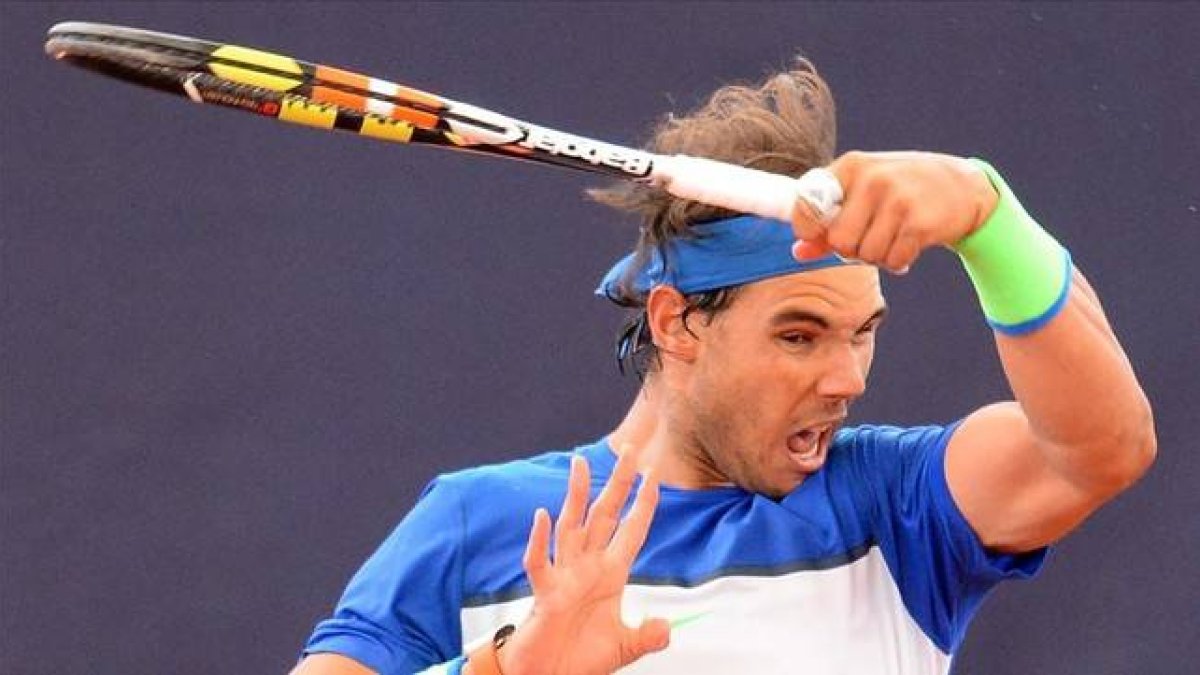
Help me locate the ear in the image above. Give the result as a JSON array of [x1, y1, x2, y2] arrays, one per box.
[[646, 285, 700, 363]]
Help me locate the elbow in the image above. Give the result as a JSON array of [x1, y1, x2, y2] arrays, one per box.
[[1116, 428, 1157, 490], [1125, 394, 1158, 481], [1087, 398, 1158, 494], [1127, 408, 1158, 482]]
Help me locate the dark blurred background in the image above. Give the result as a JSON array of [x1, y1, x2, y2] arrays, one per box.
[[3, 2, 1197, 673]]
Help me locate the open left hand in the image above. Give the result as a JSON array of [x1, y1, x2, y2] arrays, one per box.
[[492, 444, 668, 675], [791, 151, 999, 273]]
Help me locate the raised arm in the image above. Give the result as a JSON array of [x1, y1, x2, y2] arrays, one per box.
[[791, 151, 1156, 553], [945, 264, 1155, 552]]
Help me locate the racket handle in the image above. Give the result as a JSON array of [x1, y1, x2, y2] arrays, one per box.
[[652, 154, 842, 222]]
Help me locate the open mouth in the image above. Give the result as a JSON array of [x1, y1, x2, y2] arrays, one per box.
[[786, 422, 836, 472]]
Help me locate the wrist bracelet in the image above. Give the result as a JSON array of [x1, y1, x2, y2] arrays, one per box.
[[465, 624, 515, 675], [952, 159, 1073, 335]]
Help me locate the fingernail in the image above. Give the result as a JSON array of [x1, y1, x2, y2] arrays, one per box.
[[793, 239, 832, 261]]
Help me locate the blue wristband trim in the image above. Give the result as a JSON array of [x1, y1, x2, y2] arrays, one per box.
[[984, 249, 1073, 336]]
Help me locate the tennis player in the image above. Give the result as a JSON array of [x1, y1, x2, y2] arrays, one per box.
[[292, 60, 1156, 675]]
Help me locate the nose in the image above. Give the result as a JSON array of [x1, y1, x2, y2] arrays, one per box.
[[814, 343, 867, 400]]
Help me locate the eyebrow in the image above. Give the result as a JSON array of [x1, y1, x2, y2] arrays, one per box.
[[769, 306, 888, 330]]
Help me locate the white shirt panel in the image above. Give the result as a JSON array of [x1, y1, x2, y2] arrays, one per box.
[[460, 547, 951, 675]]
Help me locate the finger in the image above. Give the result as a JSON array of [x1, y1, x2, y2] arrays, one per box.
[[583, 443, 642, 550], [554, 455, 590, 564], [855, 196, 905, 265], [609, 472, 660, 567], [793, 154, 862, 261], [824, 181, 880, 260], [523, 508, 552, 596], [791, 237, 833, 261], [619, 616, 671, 665], [790, 195, 830, 246], [883, 231, 922, 274], [822, 152, 883, 260]]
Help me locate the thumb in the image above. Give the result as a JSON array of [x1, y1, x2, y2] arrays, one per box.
[[620, 617, 671, 664], [790, 192, 829, 242], [791, 237, 833, 261], [790, 193, 834, 261]]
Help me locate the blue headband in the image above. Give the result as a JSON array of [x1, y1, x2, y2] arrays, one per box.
[[595, 215, 846, 301]]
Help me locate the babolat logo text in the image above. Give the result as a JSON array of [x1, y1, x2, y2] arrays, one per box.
[[518, 126, 652, 177], [198, 87, 268, 114]]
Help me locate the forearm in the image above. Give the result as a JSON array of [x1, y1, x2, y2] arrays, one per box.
[[954, 157, 1156, 490], [993, 270, 1155, 489], [946, 158, 1155, 491]]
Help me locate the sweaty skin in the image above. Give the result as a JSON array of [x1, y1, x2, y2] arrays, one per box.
[[291, 151, 1155, 675], [613, 265, 885, 499]]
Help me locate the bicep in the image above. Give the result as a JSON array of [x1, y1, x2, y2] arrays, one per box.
[[945, 402, 1106, 553], [290, 653, 377, 675]]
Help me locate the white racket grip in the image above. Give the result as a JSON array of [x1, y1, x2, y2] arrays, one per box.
[[652, 154, 842, 222]]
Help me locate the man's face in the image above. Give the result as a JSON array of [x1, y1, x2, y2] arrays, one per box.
[[679, 265, 885, 499]]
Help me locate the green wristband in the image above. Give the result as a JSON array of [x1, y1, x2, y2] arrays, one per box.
[[952, 159, 1072, 335]]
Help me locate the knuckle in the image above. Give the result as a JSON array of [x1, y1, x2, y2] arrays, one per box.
[[858, 239, 887, 263], [861, 168, 893, 199], [887, 192, 911, 218]]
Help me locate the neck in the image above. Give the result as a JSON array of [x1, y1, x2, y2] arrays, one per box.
[[609, 379, 731, 489]]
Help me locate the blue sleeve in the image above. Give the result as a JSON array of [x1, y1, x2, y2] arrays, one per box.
[[303, 477, 466, 674], [846, 423, 1048, 654]]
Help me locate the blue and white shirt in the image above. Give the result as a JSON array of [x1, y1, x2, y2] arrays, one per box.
[[304, 423, 1047, 674]]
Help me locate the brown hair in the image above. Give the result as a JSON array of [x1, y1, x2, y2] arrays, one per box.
[[592, 57, 837, 377]]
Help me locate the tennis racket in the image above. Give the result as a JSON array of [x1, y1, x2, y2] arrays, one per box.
[[44, 21, 842, 222]]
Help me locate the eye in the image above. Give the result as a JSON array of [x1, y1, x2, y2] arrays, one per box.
[[779, 331, 816, 346]]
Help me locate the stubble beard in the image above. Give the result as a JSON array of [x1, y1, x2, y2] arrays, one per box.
[[687, 398, 789, 498]]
